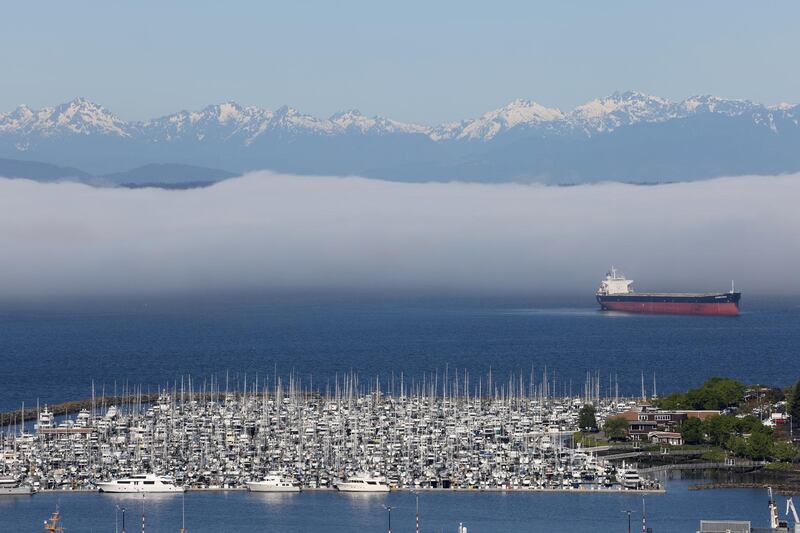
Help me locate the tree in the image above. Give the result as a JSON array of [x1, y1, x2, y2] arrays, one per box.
[[737, 415, 772, 437], [728, 436, 748, 457], [703, 415, 738, 446], [655, 377, 746, 411], [747, 432, 773, 460], [578, 404, 598, 432], [772, 441, 799, 463], [680, 418, 704, 445], [604, 416, 629, 441], [791, 379, 800, 437], [686, 377, 746, 410]]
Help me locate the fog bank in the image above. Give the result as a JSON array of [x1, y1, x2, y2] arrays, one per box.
[[0, 172, 798, 299]]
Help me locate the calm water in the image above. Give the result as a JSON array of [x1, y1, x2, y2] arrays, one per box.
[[0, 294, 798, 411], [0, 480, 795, 533], [1, 294, 798, 530]]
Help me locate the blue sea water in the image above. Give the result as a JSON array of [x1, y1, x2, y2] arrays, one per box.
[[0, 479, 795, 533], [1, 294, 799, 531], [0, 294, 798, 412]]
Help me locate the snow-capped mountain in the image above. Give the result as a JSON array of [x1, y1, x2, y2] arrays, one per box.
[[568, 91, 678, 134], [132, 103, 428, 146], [2, 92, 795, 144], [431, 99, 565, 141], [1, 92, 798, 183], [0, 97, 130, 138], [329, 109, 429, 136]]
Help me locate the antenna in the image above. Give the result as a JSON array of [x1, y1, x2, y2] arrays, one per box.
[[180, 491, 186, 533]]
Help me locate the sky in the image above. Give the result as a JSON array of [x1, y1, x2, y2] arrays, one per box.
[[1, 1, 799, 123], [0, 172, 797, 299]]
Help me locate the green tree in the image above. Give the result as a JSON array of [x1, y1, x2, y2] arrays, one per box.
[[578, 404, 598, 432], [791, 378, 800, 437], [747, 432, 773, 460], [655, 377, 746, 411], [604, 416, 629, 441], [728, 435, 748, 457], [687, 377, 746, 410], [772, 441, 799, 463], [656, 392, 690, 410], [737, 415, 772, 437], [680, 418, 704, 445], [703, 415, 738, 446]]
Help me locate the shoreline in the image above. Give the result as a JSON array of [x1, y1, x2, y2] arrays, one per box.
[[689, 482, 800, 495], [33, 487, 665, 495]]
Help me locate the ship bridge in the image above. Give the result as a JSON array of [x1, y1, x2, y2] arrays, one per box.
[[597, 267, 633, 295]]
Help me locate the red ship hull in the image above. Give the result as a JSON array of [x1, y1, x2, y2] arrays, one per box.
[[599, 300, 739, 316]]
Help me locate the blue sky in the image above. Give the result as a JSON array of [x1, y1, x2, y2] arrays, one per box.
[[2, 1, 799, 123]]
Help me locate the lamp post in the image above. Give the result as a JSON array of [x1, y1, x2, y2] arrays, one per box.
[[413, 491, 420, 533], [622, 509, 634, 533], [383, 504, 392, 533]]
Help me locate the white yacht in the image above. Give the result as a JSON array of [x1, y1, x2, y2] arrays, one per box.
[[335, 474, 390, 493], [619, 467, 641, 490], [97, 474, 184, 493], [0, 477, 34, 495], [246, 474, 300, 493]]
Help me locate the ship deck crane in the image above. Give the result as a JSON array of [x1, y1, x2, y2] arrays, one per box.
[[786, 498, 799, 533], [770, 487, 780, 530]]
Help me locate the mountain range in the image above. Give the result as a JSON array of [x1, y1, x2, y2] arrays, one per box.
[[1, 91, 798, 184]]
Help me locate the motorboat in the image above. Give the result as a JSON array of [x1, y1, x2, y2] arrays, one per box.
[[97, 474, 184, 493], [0, 477, 34, 495], [619, 467, 641, 490], [335, 473, 390, 492], [246, 474, 300, 493]]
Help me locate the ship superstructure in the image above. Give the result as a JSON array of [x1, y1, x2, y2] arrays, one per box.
[[596, 267, 740, 316]]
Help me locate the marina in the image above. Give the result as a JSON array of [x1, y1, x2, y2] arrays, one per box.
[[0, 376, 660, 495]]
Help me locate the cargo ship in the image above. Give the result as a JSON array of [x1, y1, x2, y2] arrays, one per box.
[[596, 267, 740, 316]]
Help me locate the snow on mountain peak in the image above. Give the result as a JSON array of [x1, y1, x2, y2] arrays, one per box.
[[570, 91, 675, 132], [769, 102, 796, 111], [0, 93, 788, 146], [678, 95, 755, 116], [216, 102, 246, 124], [431, 98, 564, 141], [0, 98, 130, 137], [328, 109, 428, 135], [330, 109, 363, 119]]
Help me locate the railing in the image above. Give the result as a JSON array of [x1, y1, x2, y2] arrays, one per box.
[[602, 449, 706, 460], [638, 460, 766, 474]]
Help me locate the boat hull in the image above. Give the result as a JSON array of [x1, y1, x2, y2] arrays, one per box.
[[597, 292, 740, 316], [0, 486, 34, 495], [246, 482, 300, 493], [97, 484, 184, 493]]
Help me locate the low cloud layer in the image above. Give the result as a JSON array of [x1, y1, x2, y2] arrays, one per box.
[[0, 173, 798, 299]]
